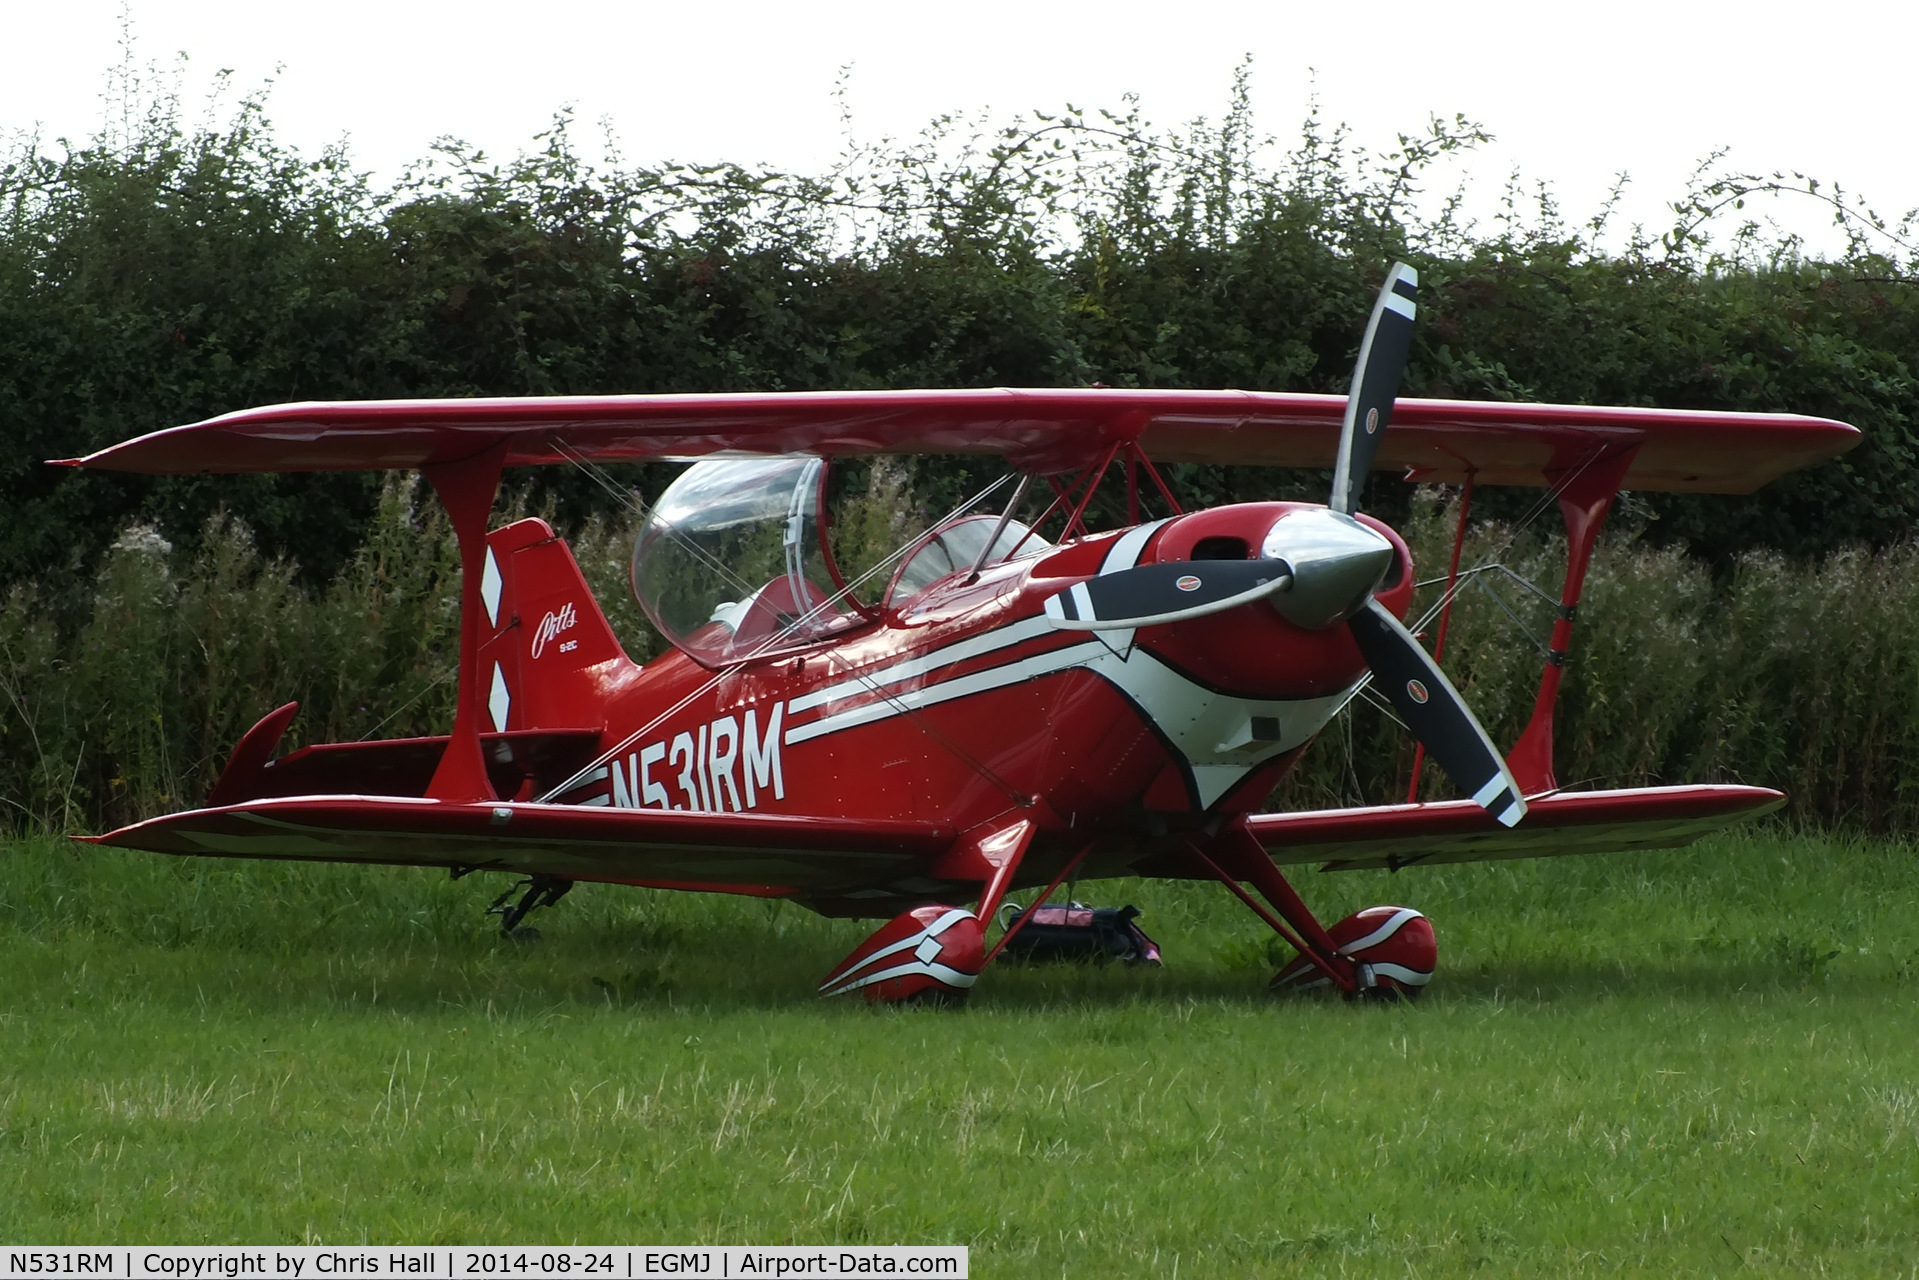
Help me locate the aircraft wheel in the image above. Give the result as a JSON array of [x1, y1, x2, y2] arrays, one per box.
[[818, 905, 984, 1004], [1271, 905, 1434, 1000]]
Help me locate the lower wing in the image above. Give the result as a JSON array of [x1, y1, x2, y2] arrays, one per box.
[[1247, 785, 1783, 871], [83, 796, 955, 897], [84, 784, 1782, 893]]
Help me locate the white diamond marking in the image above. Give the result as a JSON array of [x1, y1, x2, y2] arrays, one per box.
[[481, 548, 503, 628], [913, 935, 943, 965], [488, 662, 510, 732]]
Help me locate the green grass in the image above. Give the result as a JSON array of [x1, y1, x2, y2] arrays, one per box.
[[2, 830, 1917, 1276]]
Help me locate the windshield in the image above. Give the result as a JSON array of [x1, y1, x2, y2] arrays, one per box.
[[887, 516, 1050, 607], [631, 457, 851, 667]]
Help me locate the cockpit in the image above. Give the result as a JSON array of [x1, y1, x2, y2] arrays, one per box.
[[630, 456, 1051, 668]]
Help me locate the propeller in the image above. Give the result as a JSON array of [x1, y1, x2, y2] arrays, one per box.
[[1040, 262, 1530, 827], [1330, 261, 1419, 515]]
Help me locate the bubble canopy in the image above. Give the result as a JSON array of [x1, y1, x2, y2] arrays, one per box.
[[631, 456, 1057, 668], [631, 456, 852, 668]]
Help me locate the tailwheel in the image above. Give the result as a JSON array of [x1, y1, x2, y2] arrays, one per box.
[[1273, 905, 1435, 1001], [485, 874, 574, 940], [818, 905, 984, 1005]]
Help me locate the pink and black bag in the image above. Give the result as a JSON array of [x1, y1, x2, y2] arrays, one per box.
[[997, 902, 1163, 966]]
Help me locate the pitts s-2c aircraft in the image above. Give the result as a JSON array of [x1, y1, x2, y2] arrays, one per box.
[[67, 266, 1860, 1002]]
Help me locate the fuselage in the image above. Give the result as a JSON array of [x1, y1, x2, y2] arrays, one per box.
[[544, 501, 1414, 911]]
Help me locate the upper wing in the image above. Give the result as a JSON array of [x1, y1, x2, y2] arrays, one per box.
[[58, 389, 1858, 494], [1246, 784, 1783, 871], [84, 796, 955, 896]]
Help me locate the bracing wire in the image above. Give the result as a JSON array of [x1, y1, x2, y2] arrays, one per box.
[[1329, 445, 1610, 734]]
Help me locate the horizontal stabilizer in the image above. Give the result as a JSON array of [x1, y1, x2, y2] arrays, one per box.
[[225, 728, 605, 804], [1245, 785, 1783, 871]]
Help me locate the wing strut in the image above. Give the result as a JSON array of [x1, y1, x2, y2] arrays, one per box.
[[422, 441, 510, 803], [1405, 472, 1475, 802], [1502, 444, 1640, 796]]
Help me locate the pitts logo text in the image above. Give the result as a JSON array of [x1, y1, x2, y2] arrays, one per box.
[[530, 602, 579, 658]]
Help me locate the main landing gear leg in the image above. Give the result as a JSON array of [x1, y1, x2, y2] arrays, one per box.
[[1193, 823, 1435, 1001], [487, 875, 574, 940]]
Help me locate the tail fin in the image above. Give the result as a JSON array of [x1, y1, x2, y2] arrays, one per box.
[[476, 518, 635, 731]]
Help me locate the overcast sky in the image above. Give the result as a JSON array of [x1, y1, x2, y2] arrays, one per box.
[[4, 0, 1912, 256]]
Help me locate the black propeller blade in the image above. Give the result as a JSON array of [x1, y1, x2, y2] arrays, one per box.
[[1348, 600, 1527, 826], [1327, 264, 1528, 822], [1329, 262, 1418, 515], [1043, 559, 1294, 630]]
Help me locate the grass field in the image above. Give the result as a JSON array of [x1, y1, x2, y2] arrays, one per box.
[[2, 829, 1917, 1276]]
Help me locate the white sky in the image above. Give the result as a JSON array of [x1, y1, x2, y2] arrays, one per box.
[[4, 0, 1914, 257]]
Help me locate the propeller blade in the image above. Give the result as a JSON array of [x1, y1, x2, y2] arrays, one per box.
[[1329, 262, 1419, 515], [1347, 599, 1528, 827], [1042, 560, 1293, 631]]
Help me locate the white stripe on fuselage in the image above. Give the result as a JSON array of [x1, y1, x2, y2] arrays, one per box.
[[788, 615, 1059, 715], [784, 615, 1352, 806], [785, 633, 1104, 745], [787, 522, 1169, 718], [1102, 518, 1170, 574], [780, 516, 1351, 807]]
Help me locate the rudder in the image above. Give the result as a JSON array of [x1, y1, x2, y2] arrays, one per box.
[[477, 518, 635, 732]]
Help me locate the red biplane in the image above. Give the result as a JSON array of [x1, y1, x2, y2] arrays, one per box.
[[64, 266, 1859, 1001]]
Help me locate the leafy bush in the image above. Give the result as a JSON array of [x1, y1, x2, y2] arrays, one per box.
[[5, 60, 1919, 832], [0, 483, 463, 827], [4, 64, 1917, 594]]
